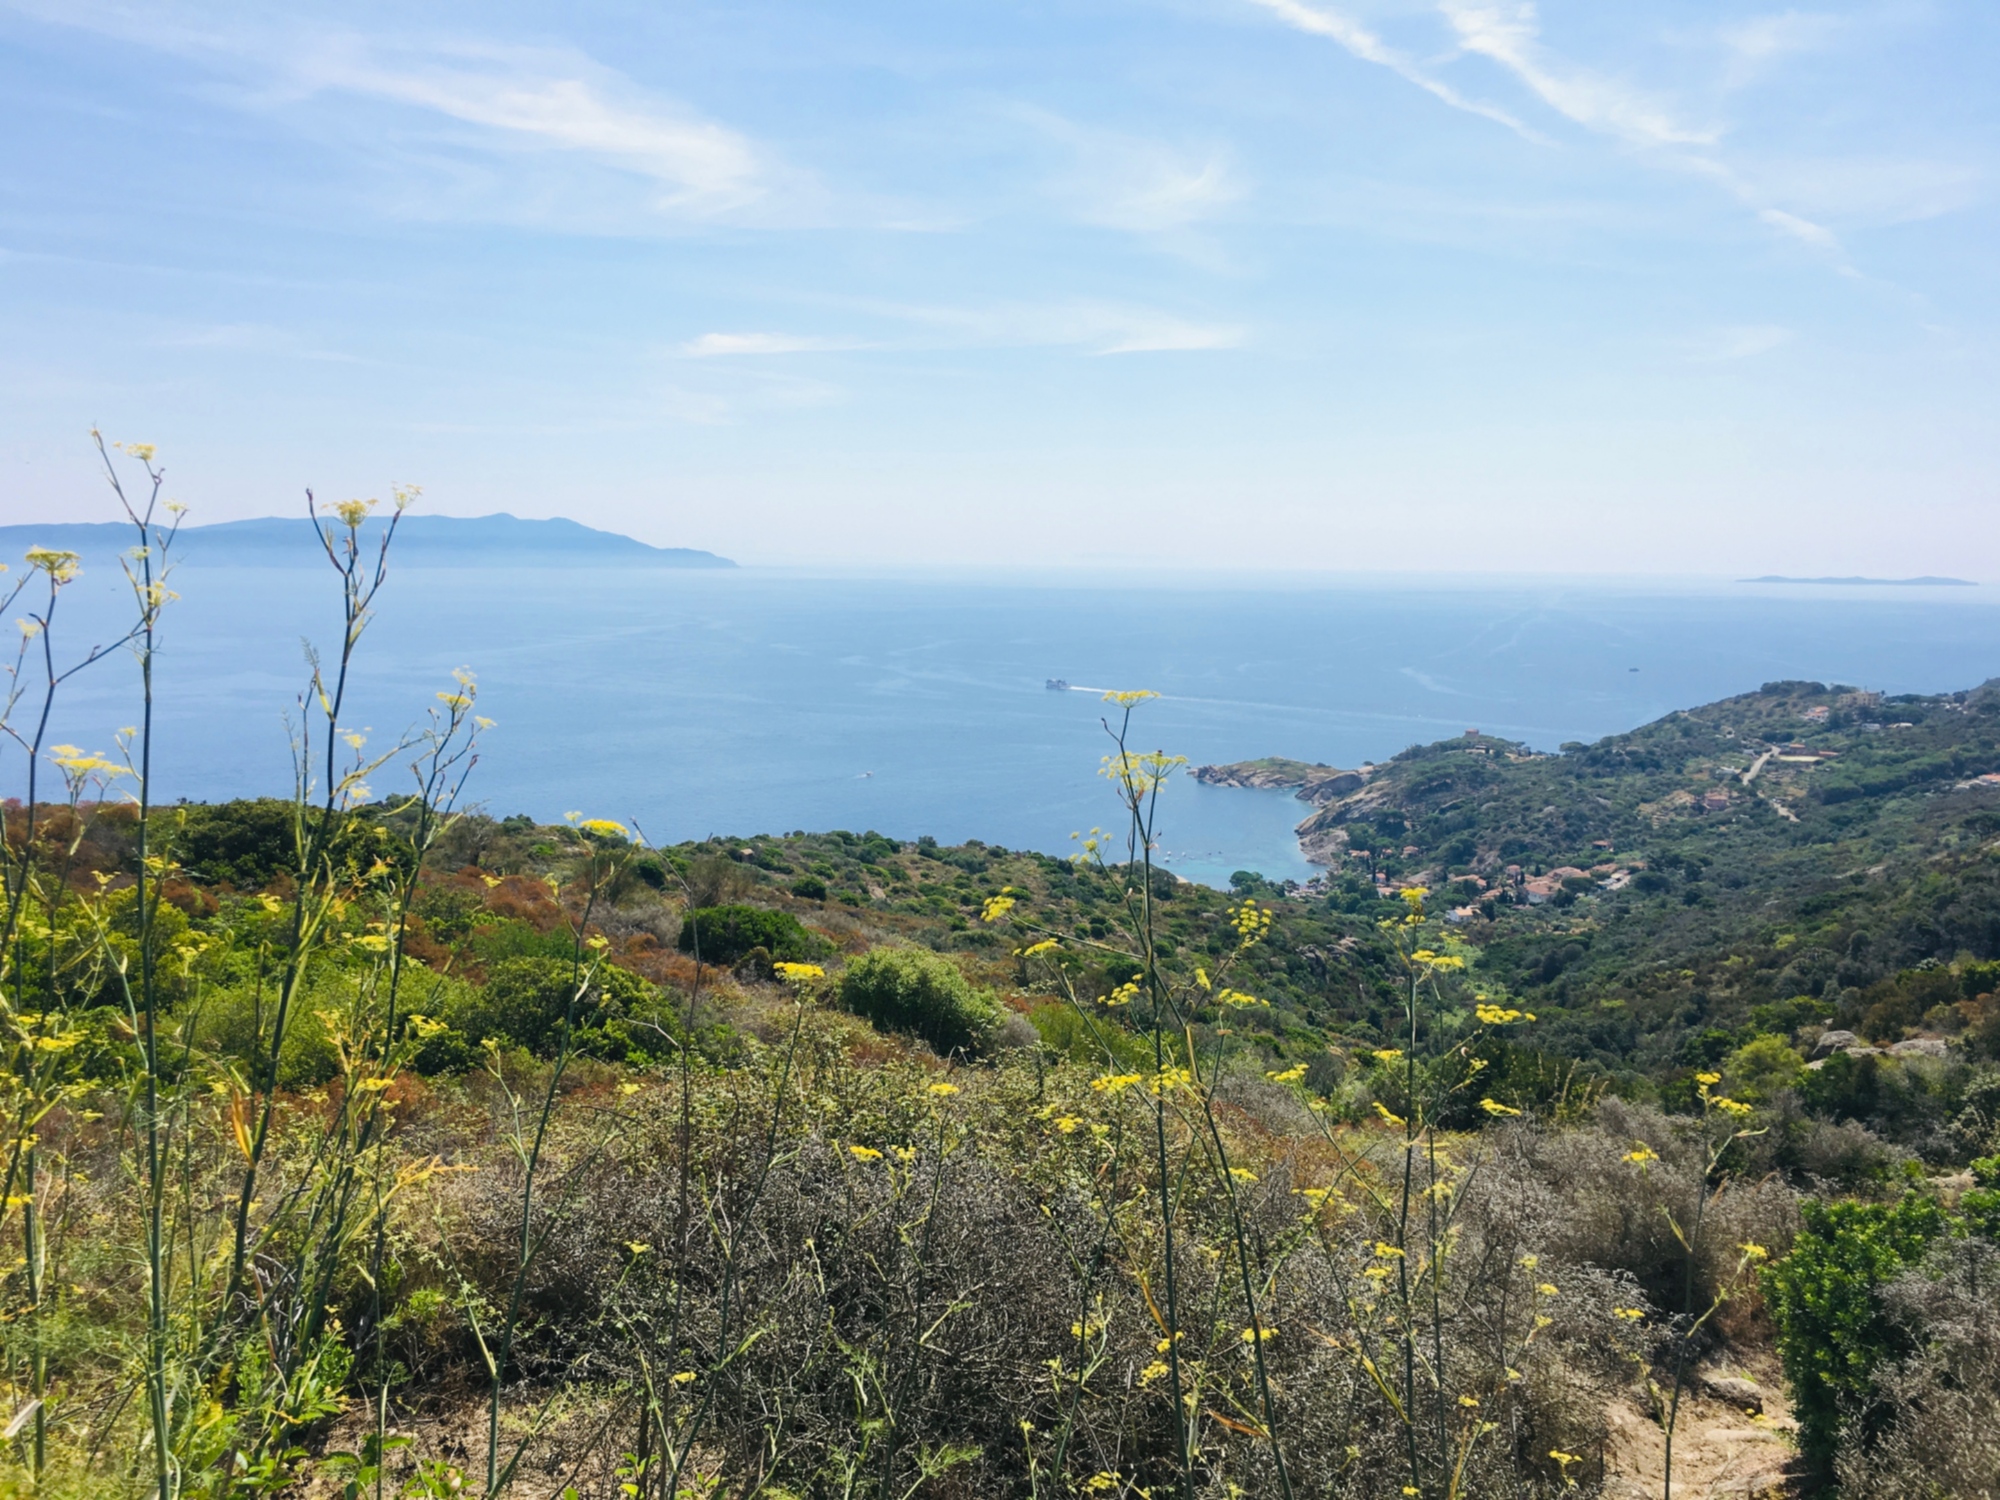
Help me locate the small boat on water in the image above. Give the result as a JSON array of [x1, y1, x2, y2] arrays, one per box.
[[1045, 678, 1070, 691]]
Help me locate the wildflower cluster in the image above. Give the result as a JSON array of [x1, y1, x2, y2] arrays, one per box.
[[1474, 1001, 1534, 1025], [1230, 899, 1273, 948]]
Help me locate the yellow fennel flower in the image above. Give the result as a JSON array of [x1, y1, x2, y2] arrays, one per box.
[[24, 547, 80, 583], [1411, 948, 1464, 970]]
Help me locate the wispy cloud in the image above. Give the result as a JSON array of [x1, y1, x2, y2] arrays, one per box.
[[885, 299, 1246, 355], [1243, 0, 1855, 263], [1089, 312, 1245, 354], [682, 333, 868, 357], [1756, 207, 1840, 251], [299, 42, 767, 214], [1741, 155, 1981, 228], [1684, 324, 1793, 362], [1674, 155, 1851, 261], [1436, 1, 1714, 148], [681, 302, 1246, 359], [1017, 108, 1244, 233], [1239, 0, 1539, 138], [1718, 10, 1845, 76], [7, 2, 776, 220], [158, 322, 365, 363]]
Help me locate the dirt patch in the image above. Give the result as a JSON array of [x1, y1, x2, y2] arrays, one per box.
[[1602, 1357, 1799, 1500]]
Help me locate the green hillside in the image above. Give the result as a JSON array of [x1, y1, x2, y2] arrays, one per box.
[[1239, 679, 2000, 1074]]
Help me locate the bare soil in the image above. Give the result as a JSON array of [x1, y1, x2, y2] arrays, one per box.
[[1602, 1355, 1800, 1500]]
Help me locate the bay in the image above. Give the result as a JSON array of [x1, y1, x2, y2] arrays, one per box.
[[30, 560, 2000, 889]]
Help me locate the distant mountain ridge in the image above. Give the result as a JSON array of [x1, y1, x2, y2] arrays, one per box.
[[0, 513, 735, 569]]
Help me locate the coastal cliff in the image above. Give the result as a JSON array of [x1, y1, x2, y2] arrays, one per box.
[[1190, 757, 1369, 803]]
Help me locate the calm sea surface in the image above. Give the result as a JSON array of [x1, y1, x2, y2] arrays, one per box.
[[36, 563, 2000, 888]]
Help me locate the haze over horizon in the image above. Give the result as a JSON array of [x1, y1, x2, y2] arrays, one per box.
[[2, 0, 1995, 575]]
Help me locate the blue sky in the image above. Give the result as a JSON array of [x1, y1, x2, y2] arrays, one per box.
[[1, 0, 1994, 573]]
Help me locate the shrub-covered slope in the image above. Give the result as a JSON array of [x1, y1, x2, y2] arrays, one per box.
[[1204, 679, 2000, 1082]]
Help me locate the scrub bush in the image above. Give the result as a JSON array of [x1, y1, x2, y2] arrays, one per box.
[[676, 904, 819, 966], [1831, 1234, 2000, 1498], [1762, 1193, 1948, 1470], [838, 947, 1001, 1055], [455, 955, 661, 1058]]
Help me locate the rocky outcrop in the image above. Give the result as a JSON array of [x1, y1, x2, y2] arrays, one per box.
[[1888, 1037, 1950, 1059], [1298, 770, 1366, 802], [1194, 758, 1343, 792], [1293, 773, 1412, 864], [1297, 823, 1349, 866], [1193, 757, 1387, 864], [1807, 1031, 1950, 1066], [1192, 759, 1371, 805]]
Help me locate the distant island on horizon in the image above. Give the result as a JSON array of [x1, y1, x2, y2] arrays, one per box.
[[1740, 574, 1976, 587], [0, 512, 735, 569]]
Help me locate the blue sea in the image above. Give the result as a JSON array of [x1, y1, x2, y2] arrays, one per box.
[[34, 561, 2000, 888]]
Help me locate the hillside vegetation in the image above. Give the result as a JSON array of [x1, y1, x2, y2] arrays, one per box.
[[1202, 679, 2000, 1157], [2, 448, 1997, 1499]]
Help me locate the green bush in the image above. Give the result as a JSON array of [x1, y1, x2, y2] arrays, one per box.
[[838, 948, 1001, 1056], [1962, 1188, 2000, 1242], [470, 917, 577, 966], [1798, 1048, 1882, 1122], [175, 798, 382, 889], [412, 884, 484, 944], [1725, 1033, 1806, 1103], [677, 905, 820, 966], [1762, 1194, 1948, 1470], [453, 956, 660, 1059], [790, 875, 828, 901], [1025, 999, 1149, 1070], [190, 981, 339, 1087]]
